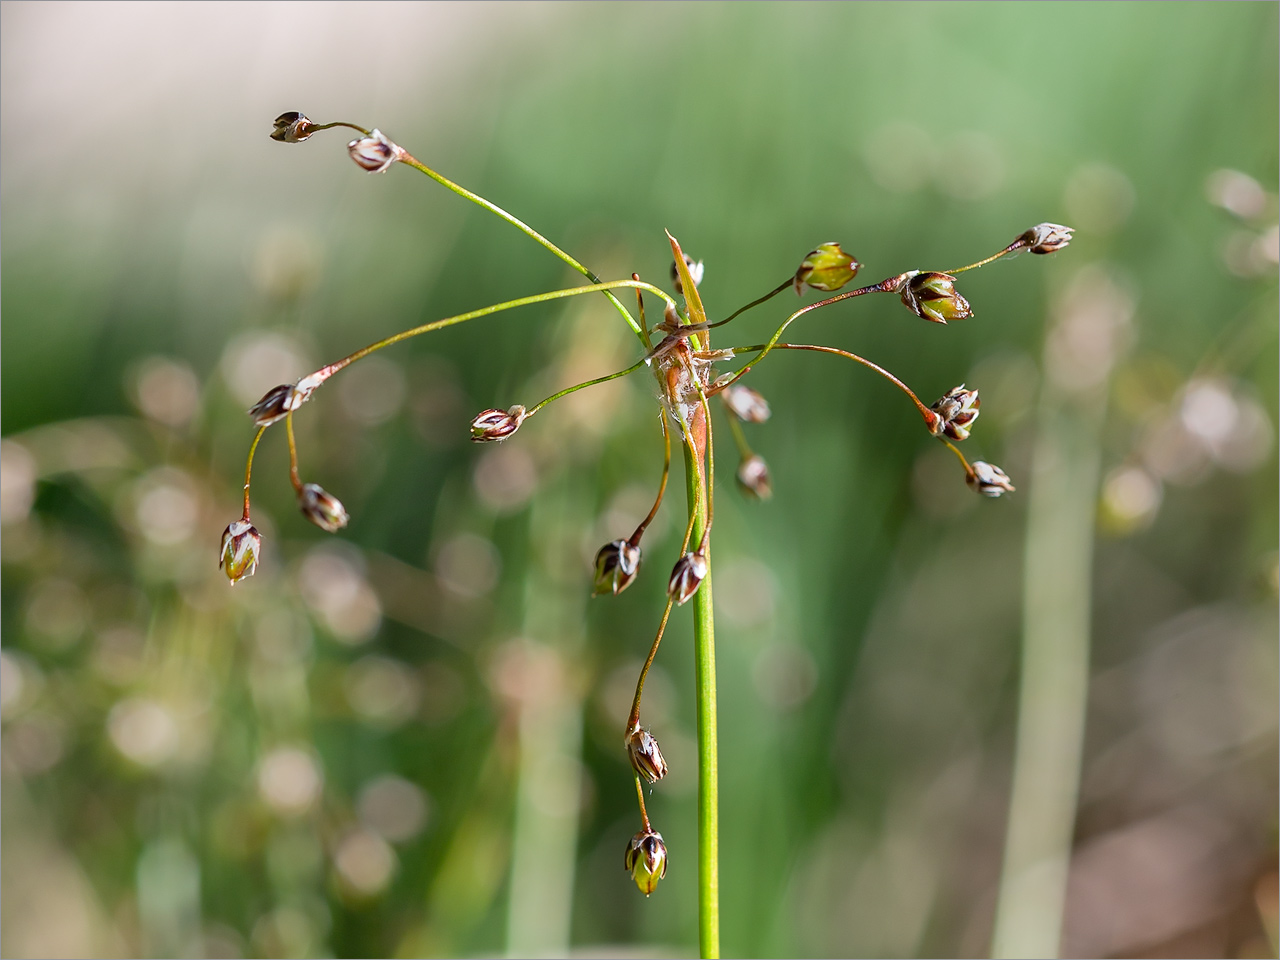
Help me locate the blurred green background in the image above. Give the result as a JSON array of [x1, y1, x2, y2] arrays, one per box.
[[2, 2, 1277, 957]]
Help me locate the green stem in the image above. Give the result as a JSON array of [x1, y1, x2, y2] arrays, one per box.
[[527, 356, 649, 417], [398, 154, 649, 347], [241, 426, 267, 519], [685, 439, 719, 959]]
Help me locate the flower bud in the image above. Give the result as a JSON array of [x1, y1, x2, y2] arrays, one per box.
[[721, 384, 771, 423], [793, 241, 861, 295], [248, 384, 299, 427], [1020, 222, 1074, 255], [625, 724, 668, 783], [270, 111, 315, 143], [347, 129, 403, 174], [967, 461, 1015, 497], [624, 829, 668, 897], [219, 519, 262, 584], [898, 272, 972, 324], [736, 454, 773, 500], [298, 483, 349, 533], [670, 254, 704, 296], [470, 405, 527, 442], [929, 385, 980, 441], [593, 539, 642, 596], [667, 550, 708, 606]]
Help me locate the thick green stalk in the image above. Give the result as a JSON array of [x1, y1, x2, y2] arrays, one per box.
[[684, 440, 719, 959]]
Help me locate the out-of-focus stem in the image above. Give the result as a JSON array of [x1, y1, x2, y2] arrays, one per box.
[[241, 426, 266, 518]]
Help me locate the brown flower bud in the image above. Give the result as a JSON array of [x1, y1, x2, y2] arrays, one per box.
[[667, 550, 708, 606], [1020, 222, 1074, 255], [624, 829, 668, 897], [670, 254, 704, 296], [347, 129, 403, 174], [929, 385, 980, 441], [736, 454, 773, 500], [270, 111, 315, 143], [247, 384, 299, 427], [967, 461, 1015, 497], [898, 272, 972, 324], [470, 405, 527, 442], [219, 519, 261, 584], [721, 384, 771, 423], [793, 241, 861, 295], [593, 539, 642, 596], [298, 483, 349, 533], [625, 724, 668, 783]]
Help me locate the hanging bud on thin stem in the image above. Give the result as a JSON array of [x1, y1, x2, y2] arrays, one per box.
[[1019, 222, 1074, 255], [348, 129, 404, 174], [219, 519, 262, 584], [736, 454, 773, 500], [721, 384, 771, 423], [297, 483, 349, 533], [928, 385, 981, 441], [897, 271, 973, 324], [670, 254, 704, 297], [470, 405, 528, 442], [625, 723, 668, 783], [794, 241, 861, 295], [668, 548, 709, 606], [625, 829, 668, 897], [593, 539, 643, 596], [967, 460, 1016, 497], [270, 111, 316, 143]]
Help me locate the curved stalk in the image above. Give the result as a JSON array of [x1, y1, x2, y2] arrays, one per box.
[[241, 426, 267, 518]]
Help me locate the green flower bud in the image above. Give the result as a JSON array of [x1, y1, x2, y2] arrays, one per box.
[[593, 539, 642, 596], [219, 519, 261, 584], [898, 271, 973, 324], [794, 242, 861, 295], [624, 829, 668, 897]]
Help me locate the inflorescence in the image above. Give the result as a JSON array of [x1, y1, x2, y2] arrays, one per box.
[[227, 111, 1074, 896]]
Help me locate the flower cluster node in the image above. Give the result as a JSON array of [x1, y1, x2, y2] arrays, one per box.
[[348, 129, 404, 174], [219, 519, 261, 584], [668, 549, 709, 606], [968, 461, 1016, 497], [898, 271, 973, 324], [1021, 222, 1075, 254], [625, 724, 668, 782], [270, 111, 315, 143], [794, 241, 861, 295], [625, 829, 668, 896], [736, 454, 773, 500], [298, 483, 349, 533], [929, 385, 981, 441], [594, 539, 642, 596], [670, 254, 705, 296], [722, 384, 771, 423], [470, 405, 528, 442]]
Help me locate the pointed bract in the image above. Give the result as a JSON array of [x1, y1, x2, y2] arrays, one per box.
[[898, 271, 972, 324], [669, 254, 705, 297]]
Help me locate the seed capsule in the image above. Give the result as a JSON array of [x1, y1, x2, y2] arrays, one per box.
[[967, 461, 1016, 497], [470, 405, 527, 442], [298, 483, 349, 533], [898, 271, 972, 324], [793, 241, 861, 295], [736, 454, 773, 500], [929, 385, 981, 441], [347, 129, 403, 174], [593, 539, 642, 596], [1020, 222, 1074, 254], [219, 519, 262, 584], [625, 724, 668, 783], [667, 550, 708, 606], [721, 384, 771, 423], [624, 829, 668, 897], [270, 111, 315, 143]]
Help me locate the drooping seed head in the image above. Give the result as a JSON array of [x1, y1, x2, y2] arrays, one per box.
[[624, 829, 668, 897], [625, 724, 668, 783], [219, 519, 262, 584], [347, 129, 403, 174], [593, 539, 642, 596], [721, 384, 771, 423], [898, 271, 972, 324], [298, 483, 349, 533], [670, 254, 704, 296], [967, 461, 1016, 497], [470, 405, 528, 442], [929, 385, 981, 441], [793, 241, 861, 295], [248, 383, 300, 427], [667, 550, 708, 606], [270, 111, 315, 143], [1020, 222, 1075, 255], [736, 454, 773, 500]]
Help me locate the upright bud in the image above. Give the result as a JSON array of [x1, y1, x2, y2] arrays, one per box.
[[721, 384, 771, 423], [929, 385, 981, 441], [625, 829, 668, 897], [248, 384, 300, 427], [470, 405, 528, 442], [625, 724, 668, 783], [594, 539, 642, 596], [794, 241, 861, 295], [667, 550, 708, 606], [298, 483, 349, 533], [347, 129, 403, 174], [670, 254, 704, 296], [898, 272, 972, 324], [967, 461, 1016, 497], [219, 519, 262, 584], [736, 454, 773, 500], [270, 111, 315, 143], [1020, 222, 1074, 254]]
